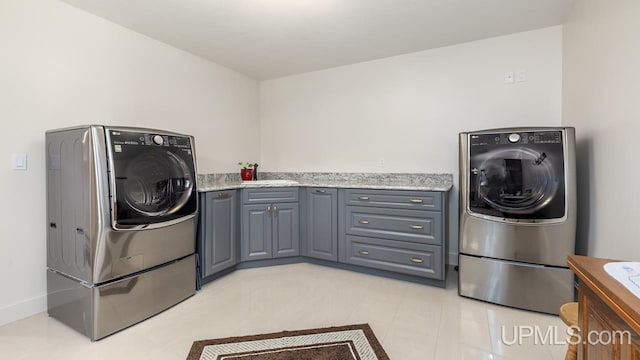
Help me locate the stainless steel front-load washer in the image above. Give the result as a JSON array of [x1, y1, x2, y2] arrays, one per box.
[[46, 125, 198, 340], [458, 127, 576, 314]]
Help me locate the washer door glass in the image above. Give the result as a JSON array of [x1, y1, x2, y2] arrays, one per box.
[[121, 151, 194, 217], [476, 148, 557, 215]]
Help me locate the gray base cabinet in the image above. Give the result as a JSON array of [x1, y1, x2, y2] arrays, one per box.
[[198, 190, 238, 277], [302, 188, 338, 261], [199, 185, 447, 286], [241, 188, 300, 262], [338, 188, 446, 281]]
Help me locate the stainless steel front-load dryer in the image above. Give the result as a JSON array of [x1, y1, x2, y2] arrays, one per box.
[[46, 125, 198, 340], [458, 127, 576, 314]]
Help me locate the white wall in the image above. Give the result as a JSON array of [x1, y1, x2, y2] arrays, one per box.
[[0, 0, 260, 326], [563, 0, 640, 260], [260, 26, 563, 264]]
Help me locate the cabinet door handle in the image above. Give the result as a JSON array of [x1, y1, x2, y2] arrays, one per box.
[[358, 250, 370, 256], [267, 205, 271, 217], [358, 220, 369, 224], [410, 199, 423, 203], [410, 225, 423, 230], [410, 257, 424, 264], [315, 189, 326, 193], [218, 192, 228, 198], [273, 206, 278, 216], [358, 196, 369, 200]]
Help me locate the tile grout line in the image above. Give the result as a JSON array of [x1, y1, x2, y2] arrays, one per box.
[[375, 283, 408, 346]]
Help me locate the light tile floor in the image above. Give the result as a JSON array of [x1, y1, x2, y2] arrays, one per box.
[[0, 263, 569, 359]]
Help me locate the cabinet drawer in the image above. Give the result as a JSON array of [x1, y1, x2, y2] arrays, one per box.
[[344, 189, 441, 211], [344, 235, 442, 279], [242, 187, 299, 204], [345, 206, 441, 245]]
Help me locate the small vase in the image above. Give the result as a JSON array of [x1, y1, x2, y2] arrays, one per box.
[[241, 169, 253, 181]]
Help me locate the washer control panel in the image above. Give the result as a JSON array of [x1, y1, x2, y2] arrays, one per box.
[[470, 131, 562, 146]]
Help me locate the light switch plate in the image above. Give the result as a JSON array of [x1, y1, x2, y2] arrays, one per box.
[[11, 153, 27, 170]]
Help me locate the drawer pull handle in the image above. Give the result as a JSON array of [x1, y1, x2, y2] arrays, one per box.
[[358, 250, 370, 256], [410, 199, 423, 203], [359, 196, 370, 200], [315, 189, 326, 193], [410, 257, 424, 264], [410, 225, 423, 230], [359, 220, 370, 224]]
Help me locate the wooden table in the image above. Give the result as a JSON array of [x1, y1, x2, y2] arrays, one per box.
[[568, 255, 640, 359]]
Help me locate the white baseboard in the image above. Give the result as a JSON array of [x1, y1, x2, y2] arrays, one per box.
[[448, 252, 459, 266], [0, 294, 47, 327]]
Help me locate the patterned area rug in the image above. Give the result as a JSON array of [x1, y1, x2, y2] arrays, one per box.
[[187, 324, 390, 360]]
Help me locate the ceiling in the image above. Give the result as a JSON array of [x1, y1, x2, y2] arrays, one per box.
[[62, 0, 575, 80]]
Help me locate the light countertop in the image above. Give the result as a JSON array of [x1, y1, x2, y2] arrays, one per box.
[[197, 172, 453, 192]]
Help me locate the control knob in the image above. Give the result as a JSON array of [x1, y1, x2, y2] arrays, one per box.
[[508, 133, 521, 143], [152, 135, 164, 145]]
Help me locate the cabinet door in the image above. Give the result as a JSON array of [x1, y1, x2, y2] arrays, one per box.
[[580, 283, 640, 360], [241, 204, 272, 261], [305, 188, 338, 261], [202, 191, 237, 277], [273, 203, 300, 258]]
